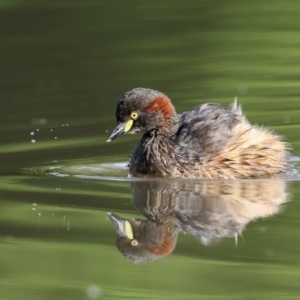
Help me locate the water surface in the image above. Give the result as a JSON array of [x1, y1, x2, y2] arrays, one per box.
[[1, 1, 300, 299]]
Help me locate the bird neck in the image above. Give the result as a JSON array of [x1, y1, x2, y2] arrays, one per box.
[[129, 128, 178, 177], [154, 114, 179, 136]]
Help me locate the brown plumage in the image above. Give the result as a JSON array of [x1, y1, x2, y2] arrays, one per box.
[[107, 88, 289, 179]]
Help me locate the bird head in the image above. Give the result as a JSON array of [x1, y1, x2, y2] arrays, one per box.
[[108, 212, 177, 264], [106, 88, 175, 142]]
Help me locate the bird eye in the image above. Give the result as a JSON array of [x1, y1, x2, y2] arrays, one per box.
[[130, 111, 139, 120], [131, 239, 138, 246]]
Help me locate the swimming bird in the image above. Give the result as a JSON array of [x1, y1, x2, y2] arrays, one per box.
[[106, 88, 289, 179]]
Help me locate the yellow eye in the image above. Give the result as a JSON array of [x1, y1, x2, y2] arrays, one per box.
[[130, 111, 139, 120], [131, 239, 138, 246]]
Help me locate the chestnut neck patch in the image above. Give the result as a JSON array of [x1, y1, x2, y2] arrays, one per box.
[[146, 233, 175, 256], [144, 96, 175, 120]]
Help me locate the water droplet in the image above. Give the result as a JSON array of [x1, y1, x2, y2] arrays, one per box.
[[85, 285, 102, 299], [31, 139, 36, 143], [30, 132, 35, 135]]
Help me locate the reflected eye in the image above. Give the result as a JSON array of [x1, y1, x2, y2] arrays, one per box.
[[130, 111, 139, 120], [131, 239, 138, 246]]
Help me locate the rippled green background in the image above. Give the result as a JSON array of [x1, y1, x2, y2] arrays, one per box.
[[1, 1, 300, 299]]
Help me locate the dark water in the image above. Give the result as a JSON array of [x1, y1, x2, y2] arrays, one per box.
[[1, 1, 300, 299]]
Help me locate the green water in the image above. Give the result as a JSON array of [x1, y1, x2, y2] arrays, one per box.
[[1, 1, 300, 299]]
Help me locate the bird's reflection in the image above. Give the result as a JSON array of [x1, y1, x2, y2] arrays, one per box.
[[108, 178, 289, 264]]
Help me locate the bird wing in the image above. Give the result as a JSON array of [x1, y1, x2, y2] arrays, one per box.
[[176, 102, 242, 158]]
